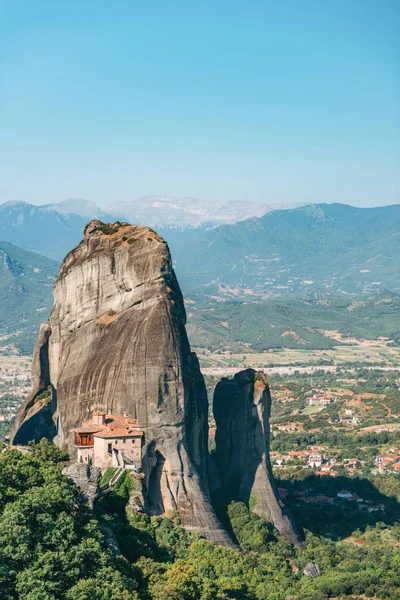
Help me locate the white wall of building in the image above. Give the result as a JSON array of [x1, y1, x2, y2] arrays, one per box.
[[92, 435, 142, 469], [77, 446, 94, 464]]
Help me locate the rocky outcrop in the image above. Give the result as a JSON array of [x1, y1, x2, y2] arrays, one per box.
[[212, 369, 302, 546], [62, 463, 102, 507], [100, 526, 122, 558], [12, 220, 232, 546], [12, 322, 55, 445], [128, 472, 146, 513], [303, 563, 321, 578]]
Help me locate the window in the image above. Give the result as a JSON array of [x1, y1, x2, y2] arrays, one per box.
[[108, 443, 112, 454], [115, 440, 118, 444], [132, 440, 135, 444], [123, 439, 126, 444]]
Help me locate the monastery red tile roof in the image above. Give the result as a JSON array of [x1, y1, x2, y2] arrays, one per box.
[[94, 427, 143, 439], [73, 414, 144, 439], [72, 425, 104, 434]]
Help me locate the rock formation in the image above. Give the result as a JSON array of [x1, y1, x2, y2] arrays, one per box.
[[212, 369, 302, 546], [62, 463, 102, 507], [11, 322, 55, 444], [12, 220, 232, 546], [303, 563, 321, 578]]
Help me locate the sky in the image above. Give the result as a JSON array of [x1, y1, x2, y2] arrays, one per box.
[[0, 0, 399, 208]]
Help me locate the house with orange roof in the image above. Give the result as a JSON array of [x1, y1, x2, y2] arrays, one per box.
[[320, 464, 332, 472], [375, 453, 400, 466], [306, 393, 336, 407], [288, 450, 310, 459], [72, 411, 144, 469], [388, 462, 400, 473], [308, 453, 325, 468]]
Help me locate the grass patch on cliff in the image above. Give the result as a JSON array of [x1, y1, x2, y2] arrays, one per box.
[[99, 467, 117, 491], [36, 385, 52, 406]]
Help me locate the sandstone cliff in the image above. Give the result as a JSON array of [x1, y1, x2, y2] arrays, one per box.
[[12, 220, 232, 546], [212, 369, 302, 546]]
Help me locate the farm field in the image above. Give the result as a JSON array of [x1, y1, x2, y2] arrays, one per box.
[[197, 339, 400, 376], [186, 294, 400, 354]]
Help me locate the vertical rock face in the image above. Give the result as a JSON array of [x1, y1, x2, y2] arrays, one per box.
[[12, 322, 55, 444], [12, 220, 232, 546], [62, 463, 102, 507], [213, 369, 302, 546]]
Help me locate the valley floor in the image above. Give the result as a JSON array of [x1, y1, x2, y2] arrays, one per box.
[[197, 339, 400, 376]]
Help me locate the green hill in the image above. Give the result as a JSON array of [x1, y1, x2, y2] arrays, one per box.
[[0, 242, 58, 354], [186, 294, 400, 352]]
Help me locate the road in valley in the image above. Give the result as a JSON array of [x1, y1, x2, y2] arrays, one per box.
[[201, 364, 400, 377]]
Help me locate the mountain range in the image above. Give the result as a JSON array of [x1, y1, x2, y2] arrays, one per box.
[[0, 197, 299, 260], [108, 196, 303, 228], [1, 200, 399, 299], [0, 201, 107, 261], [175, 203, 400, 299], [0, 201, 399, 355]]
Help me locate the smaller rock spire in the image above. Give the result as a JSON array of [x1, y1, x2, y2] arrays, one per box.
[[213, 368, 302, 546]]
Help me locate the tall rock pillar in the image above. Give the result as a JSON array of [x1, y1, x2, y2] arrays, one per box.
[[12, 220, 233, 547], [213, 368, 302, 546]]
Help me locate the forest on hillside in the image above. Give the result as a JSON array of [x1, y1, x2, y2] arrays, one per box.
[[1, 440, 400, 600]]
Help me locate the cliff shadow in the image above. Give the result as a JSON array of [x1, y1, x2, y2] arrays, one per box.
[[143, 443, 166, 516], [275, 473, 400, 540], [12, 392, 56, 446]]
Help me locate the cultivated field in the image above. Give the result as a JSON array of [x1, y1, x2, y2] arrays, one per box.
[[197, 339, 400, 376]]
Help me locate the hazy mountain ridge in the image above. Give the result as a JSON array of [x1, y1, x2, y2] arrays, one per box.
[[1, 201, 399, 355], [0, 196, 294, 260], [108, 195, 304, 227], [42, 198, 107, 219], [175, 203, 400, 298], [0, 201, 108, 260]]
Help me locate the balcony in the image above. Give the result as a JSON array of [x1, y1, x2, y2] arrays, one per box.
[[74, 433, 94, 447]]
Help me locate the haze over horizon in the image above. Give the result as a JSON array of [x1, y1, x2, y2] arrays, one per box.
[[1, 1, 399, 208], [1, 196, 399, 212]]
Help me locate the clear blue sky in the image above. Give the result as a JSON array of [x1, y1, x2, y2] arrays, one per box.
[[0, 0, 399, 207]]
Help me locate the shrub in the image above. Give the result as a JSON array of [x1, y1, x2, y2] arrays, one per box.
[[98, 224, 119, 235]]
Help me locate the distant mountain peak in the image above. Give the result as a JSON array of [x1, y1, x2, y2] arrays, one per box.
[[107, 195, 305, 227], [43, 198, 106, 219], [0, 200, 31, 208]]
